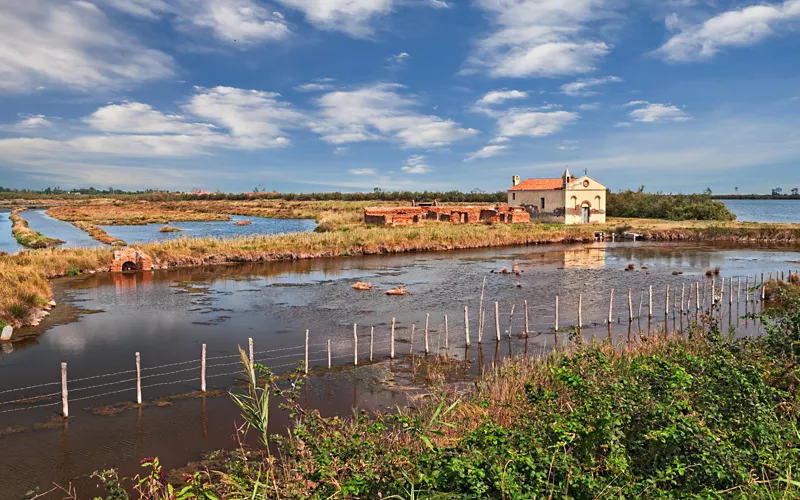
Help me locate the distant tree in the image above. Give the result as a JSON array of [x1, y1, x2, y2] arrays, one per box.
[[792, 188, 799, 196], [373, 187, 382, 193], [471, 188, 485, 194], [703, 187, 713, 195], [773, 187, 783, 196], [734, 187, 739, 195]]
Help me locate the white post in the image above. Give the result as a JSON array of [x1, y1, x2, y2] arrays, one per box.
[[424, 314, 429, 354], [508, 304, 515, 338], [248, 337, 254, 380], [327, 339, 331, 369], [639, 292, 644, 320], [665, 284, 670, 317], [370, 326, 374, 361], [201, 344, 206, 393], [305, 330, 309, 375], [628, 288, 633, 322], [494, 302, 500, 341], [61, 362, 68, 418], [524, 300, 529, 335], [555, 296, 559, 332], [737, 277, 741, 303], [578, 294, 583, 328], [136, 352, 142, 405], [746, 276, 750, 303], [444, 315, 449, 349], [391, 317, 396, 359], [729, 278, 733, 307], [649, 286, 653, 318], [696, 282, 700, 311], [353, 324, 358, 366], [410, 324, 415, 354], [478, 275, 486, 341], [608, 289, 614, 324], [680, 285, 685, 315], [464, 306, 470, 347]]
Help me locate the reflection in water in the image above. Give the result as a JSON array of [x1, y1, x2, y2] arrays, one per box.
[[1, 242, 799, 497]]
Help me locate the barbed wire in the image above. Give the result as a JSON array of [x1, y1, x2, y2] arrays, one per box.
[[0, 401, 61, 415], [0, 391, 62, 406]]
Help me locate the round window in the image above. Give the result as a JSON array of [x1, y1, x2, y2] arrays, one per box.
[[583, 180, 590, 187]]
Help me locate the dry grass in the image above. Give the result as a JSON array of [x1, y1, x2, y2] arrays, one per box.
[[71, 221, 125, 246], [46, 202, 231, 225], [9, 209, 64, 249]]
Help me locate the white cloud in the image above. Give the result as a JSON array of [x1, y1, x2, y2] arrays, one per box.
[[791, 96, 799, 100], [468, 0, 619, 78], [274, 0, 393, 37], [16, 114, 53, 130], [429, 0, 450, 7], [560, 76, 622, 96], [558, 140, 579, 150], [498, 109, 580, 137], [657, 0, 800, 62], [186, 86, 306, 148], [101, 0, 290, 45], [388, 52, 410, 64], [296, 83, 335, 92], [626, 102, 691, 123], [401, 154, 432, 174], [578, 103, 601, 111], [0, 0, 174, 93], [85, 102, 216, 135], [348, 168, 376, 175], [312, 83, 477, 148], [465, 144, 508, 161], [475, 90, 528, 107], [491, 136, 511, 144]]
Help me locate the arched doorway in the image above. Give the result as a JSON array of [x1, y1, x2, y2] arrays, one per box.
[[121, 261, 137, 271], [581, 202, 591, 224]]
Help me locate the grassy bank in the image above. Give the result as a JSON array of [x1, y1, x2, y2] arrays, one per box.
[[71, 221, 126, 246], [86, 285, 800, 499], [8, 209, 64, 249]]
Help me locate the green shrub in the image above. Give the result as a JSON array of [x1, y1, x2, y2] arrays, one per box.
[[608, 187, 736, 221]]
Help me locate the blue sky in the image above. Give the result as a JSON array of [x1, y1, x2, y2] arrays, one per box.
[[1, 0, 798, 194]]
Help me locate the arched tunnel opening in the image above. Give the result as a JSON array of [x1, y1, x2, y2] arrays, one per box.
[[121, 261, 137, 271]]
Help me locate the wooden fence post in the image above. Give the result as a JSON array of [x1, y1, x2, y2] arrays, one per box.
[[478, 275, 486, 341], [608, 289, 614, 324], [370, 326, 374, 361], [353, 324, 358, 366], [305, 330, 309, 375], [444, 315, 449, 349], [136, 352, 142, 405], [524, 300, 529, 335], [61, 362, 68, 418], [327, 339, 331, 369], [555, 296, 559, 332], [494, 302, 500, 341], [649, 286, 653, 318], [628, 288, 633, 322], [201, 344, 206, 393], [424, 314, 429, 354], [391, 318, 396, 359], [665, 284, 670, 317], [696, 282, 700, 311], [578, 294, 583, 328], [508, 304, 515, 338], [248, 337, 254, 380], [464, 307, 470, 347]]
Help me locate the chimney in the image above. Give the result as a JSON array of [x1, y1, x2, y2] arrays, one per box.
[[512, 175, 520, 187]]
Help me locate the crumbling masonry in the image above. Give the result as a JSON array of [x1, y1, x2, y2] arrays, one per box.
[[364, 205, 530, 226]]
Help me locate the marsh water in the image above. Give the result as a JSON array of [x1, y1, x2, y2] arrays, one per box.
[[721, 199, 800, 223], [0, 210, 23, 254], [1, 241, 799, 497]]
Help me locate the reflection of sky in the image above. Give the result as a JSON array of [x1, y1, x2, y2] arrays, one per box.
[[0, 211, 23, 254], [99, 215, 316, 244], [24, 209, 105, 248]]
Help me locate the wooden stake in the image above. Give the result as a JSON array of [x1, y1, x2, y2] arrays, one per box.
[[737, 277, 741, 303], [424, 314, 429, 354], [201, 344, 206, 393], [578, 294, 583, 328], [248, 337, 254, 380], [508, 304, 515, 338], [410, 324, 415, 354], [136, 352, 142, 405], [649, 286, 653, 318], [524, 300, 529, 335], [370, 326, 374, 361], [494, 302, 500, 341], [746, 276, 750, 303], [608, 289, 614, 324], [391, 318, 395, 359], [305, 330, 309, 375], [61, 362, 68, 418], [353, 324, 358, 366], [665, 284, 670, 317], [696, 282, 700, 311], [444, 315, 449, 349], [327, 339, 331, 368], [555, 296, 559, 332], [478, 275, 486, 340], [628, 288, 633, 322], [464, 306, 470, 347], [729, 278, 733, 306], [638, 292, 644, 320], [680, 284, 685, 314]]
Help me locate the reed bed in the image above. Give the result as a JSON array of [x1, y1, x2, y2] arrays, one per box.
[[71, 221, 126, 246]]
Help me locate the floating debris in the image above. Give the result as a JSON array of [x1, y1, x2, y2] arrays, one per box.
[[353, 281, 373, 291], [386, 285, 411, 296], [234, 220, 252, 226], [625, 263, 635, 271], [159, 225, 181, 233]]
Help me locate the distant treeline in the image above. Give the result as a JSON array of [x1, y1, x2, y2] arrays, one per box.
[[608, 188, 736, 221], [713, 195, 800, 200]]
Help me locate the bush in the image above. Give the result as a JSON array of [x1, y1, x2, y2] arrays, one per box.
[[608, 187, 736, 221]]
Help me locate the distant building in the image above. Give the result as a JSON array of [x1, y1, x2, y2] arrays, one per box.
[[364, 205, 530, 226], [508, 169, 607, 224]]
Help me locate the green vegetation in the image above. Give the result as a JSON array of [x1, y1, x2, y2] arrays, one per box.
[[608, 188, 736, 221], [79, 283, 800, 499], [8, 209, 64, 249]]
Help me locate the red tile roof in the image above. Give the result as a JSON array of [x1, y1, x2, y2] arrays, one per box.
[[509, 178, 564, 191]]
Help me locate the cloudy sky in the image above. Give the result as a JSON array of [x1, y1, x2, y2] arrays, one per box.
[[1, 0, 798, 194]]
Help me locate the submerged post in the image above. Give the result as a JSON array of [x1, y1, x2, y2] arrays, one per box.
[[248, 337, 254, 380], [305, 330, 309, 375], [555, 296, 559, 332], [649, 286, 653, 319], [201, 344, 206, 393], [410, 324, 415, 354], [680, 284, 685, 315], [608, 289, 614, 324], [371, 326, 375, 361], [578, 294, 583, 329], [353, 324, 358, 366], [136, 352, 142, 405], [444, 315, 449, 349], [524, 300, 529, 335], [424, 314, 429, 354], [494, 302, 500, 341], [327, 339, 331, 369], [61, 362, 68, 418], [628, 288, 633, 322], [464, 306, 470, 347], [391, 318, 396, 359], [508, 304, 515, 338]]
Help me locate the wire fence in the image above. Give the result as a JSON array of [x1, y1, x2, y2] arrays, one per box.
[[0, 271, 785, 418]]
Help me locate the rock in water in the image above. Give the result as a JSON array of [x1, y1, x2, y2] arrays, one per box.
[[1, 325, 12, 341]]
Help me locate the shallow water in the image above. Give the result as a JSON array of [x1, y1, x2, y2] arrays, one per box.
[[721, 199, 800, 223], [99, 215, 316, 244], [1, 241, 798, 497], [0, 210, 23, 254], [24, 209, 106, 249]]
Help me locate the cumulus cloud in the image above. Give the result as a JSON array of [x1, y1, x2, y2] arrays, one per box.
[[475, 90, 528, 107], [0, 0, 174, 93], [401, 155, 432, 174], [101, 0, 290, 44], [468, 0, 619, 78], [498, 109, 580, 138], [560, 76, 622, 96], [626, 101, 691, 122], [429, 0, 451, 7], [15, 115, 53, 130], [465, 144, 508, 161], [295, 78, 336, 92], [388, 52, 410, 64], [348, 168, 376, 175], [657, 0, 800, 62], [274, 0, 394, 37], [85, 102, 216, 135], [312, 83, 477, 148]]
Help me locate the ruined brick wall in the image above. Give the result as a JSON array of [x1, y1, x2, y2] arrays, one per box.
[[111, 248, 153, 272], [364, 205, 529, 226]]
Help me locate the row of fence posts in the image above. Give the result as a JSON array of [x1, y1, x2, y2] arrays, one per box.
[[53, 270, 796, 418]]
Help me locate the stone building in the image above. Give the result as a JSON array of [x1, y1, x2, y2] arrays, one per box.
[[508, 169, 607, 224], [364, 205, 530, 226]]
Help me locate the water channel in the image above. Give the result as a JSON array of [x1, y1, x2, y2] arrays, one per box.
[[1, 241, 798, 497]]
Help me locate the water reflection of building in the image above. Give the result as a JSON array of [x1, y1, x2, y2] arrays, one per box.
[[563, 244, 607, 269], [113, 271, 152, 293]]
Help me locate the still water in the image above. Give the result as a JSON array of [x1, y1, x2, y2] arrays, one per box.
[[1, 242, 798, 497], [99, 215, 317, 244], [24, 209, 105, 248], [0, 210, 23, 254], [721, 199, 800, 223]]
